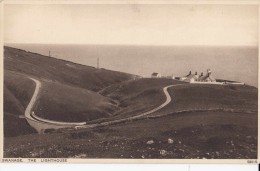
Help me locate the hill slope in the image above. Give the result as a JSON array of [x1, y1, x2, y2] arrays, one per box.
[[89, 78, 185, 123], [4, 111, 257, 159], [3, 46, 258, 159], [4, 71, 37, 137], [4, 46, 137, 91], [4, 46, 137, 136], [103, 78, 185, 116], [150, 84, 258, 117], [34, 79, 119, 122]]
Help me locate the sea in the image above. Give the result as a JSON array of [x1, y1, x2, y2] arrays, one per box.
[[5, 44, 258, 87]]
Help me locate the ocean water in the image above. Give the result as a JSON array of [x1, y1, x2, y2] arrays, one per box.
[[6, 44, 258, 87]]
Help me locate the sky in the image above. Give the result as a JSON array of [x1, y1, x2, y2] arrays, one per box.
[[4, 4, 259, 46]]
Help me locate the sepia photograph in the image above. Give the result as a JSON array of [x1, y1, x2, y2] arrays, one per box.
[[1, 1, 259, 162]]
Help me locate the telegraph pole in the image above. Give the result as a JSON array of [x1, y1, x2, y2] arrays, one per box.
[[97, 57, 99, 69]]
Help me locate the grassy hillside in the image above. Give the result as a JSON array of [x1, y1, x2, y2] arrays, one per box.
[[3, 46, 258, 158], [4, 71, 36, 110], [4, 46, 136, 92], [4, 71, 37, 137], [4, 76, 258, 158], [4, 86, 24, 116], [4, 46, 139, 136], [90, 78, 185, 123], [34, 80, 119, 122], [4, 111, 257, 158], [4, 115, 36, 137], [101, 78, 182, 97], [4, 46, 138, 136], [151, 84, 257, 117], [4, 69, 125, 135]]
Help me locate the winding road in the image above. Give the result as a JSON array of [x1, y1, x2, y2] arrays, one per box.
[[25, 77, 179, 132], [24, 78, 86, 133], [75, 84, 179, 129], [24, 78, 41, 121]]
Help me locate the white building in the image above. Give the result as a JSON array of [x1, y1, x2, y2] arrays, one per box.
[[197, 69, 216, 82], [151, 72, 161, 78], [181, 71, 200, 83], [181, 69, 216, 83]]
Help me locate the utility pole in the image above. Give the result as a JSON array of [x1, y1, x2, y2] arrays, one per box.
[[97, 57, 99, 69], [49, 51, 51, 57]]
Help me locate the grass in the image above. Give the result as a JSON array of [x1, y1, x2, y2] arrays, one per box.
[[3, 46, 258, 158], [4, 46, 137, 136], [88, 78, 185, 123], [4, 70, 36, 110], [4, 111, 257, 158], [34, 80, 119, 122], [4, 71, 37, 137], [114, 79, 184, 117], [4, 46, 136, 92], [101, 78, 183, 98], [4, 86, 24, 116], [151, 83, 258, 116], [4, 115, 36, 137]]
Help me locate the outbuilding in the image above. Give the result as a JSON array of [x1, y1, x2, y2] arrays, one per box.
[[151, 72, 161, 78]]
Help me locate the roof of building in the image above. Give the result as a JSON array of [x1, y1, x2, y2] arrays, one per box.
[[151, 72, 160, 76], [197, 74, 216, 82], [183, 73, 199, 82], [182, 70, 216, 82]]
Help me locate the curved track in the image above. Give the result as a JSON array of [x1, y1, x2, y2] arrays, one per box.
[[75, 84, 181, 129], [24, 77, 86, 133], [25, 77, 180, 132]]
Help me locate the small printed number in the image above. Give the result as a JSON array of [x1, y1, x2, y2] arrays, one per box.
[[247, 160, 257, 163]]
